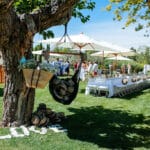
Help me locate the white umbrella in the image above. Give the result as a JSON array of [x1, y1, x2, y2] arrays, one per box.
[[91, 50, 119, 57], [40, 33, 114, 51], [120, 51, 136, 57], [91, 50, 136, 57], [107, 56, 132, 61]]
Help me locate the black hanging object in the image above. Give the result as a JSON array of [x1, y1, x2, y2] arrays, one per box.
[[49, 69, 80, 105]]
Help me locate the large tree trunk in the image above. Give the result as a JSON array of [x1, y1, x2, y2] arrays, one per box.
[[0, 7, 35, 127], [0, 0, 79, 127]]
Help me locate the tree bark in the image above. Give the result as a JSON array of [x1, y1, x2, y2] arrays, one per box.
[[0, 0, 79, 127], [0, 6, 35, 126]]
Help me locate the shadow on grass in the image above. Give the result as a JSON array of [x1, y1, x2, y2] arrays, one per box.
[[79, 88, 85, 94], [0, 88, 3, 97], [113, 89, 150, 100], [109, 89, 150, 100], [62, 106, 150, 149]]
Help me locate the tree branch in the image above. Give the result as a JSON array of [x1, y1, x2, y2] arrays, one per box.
[[18, 0, 79, 34], [0, 0, 14, 11]]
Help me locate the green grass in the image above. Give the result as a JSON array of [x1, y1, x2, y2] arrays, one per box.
[[0, 82, 150, 150]]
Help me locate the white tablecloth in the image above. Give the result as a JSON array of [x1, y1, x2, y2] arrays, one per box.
[[85, 75, 150, 97]]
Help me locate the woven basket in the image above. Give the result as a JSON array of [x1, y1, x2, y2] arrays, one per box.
[[23, 69, 53, 88]]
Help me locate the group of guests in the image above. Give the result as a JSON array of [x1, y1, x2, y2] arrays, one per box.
[[77, 61, 133, 81], [50, 58, 70, 76], [73, 61, 99, 81], [109, 63, 132, 76], [41, 50, 133, 80], [42, 50, 70, 76]]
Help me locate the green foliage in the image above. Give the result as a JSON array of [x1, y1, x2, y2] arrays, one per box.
[[136, 46, 150, 64], [14, 0, 47, 13], [144, 47, 150, 63], [46, 44, 50, 50], [38, 30, 54, 47], [130, 62, 143, 73], [107, 0, 150, 34], [34, 43, 44, 51], [14, 0, 95, 24], [72, 1, 95, 23], [39, 30, 54, 40]]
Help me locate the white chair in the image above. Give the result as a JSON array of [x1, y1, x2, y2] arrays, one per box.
[[85, 77, 98, 96], [96, 77, 109, 97]]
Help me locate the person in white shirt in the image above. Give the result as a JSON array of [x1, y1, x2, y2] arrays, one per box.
[[127, 63, 131, 75], [91, 61, 98, 76], [79, 62, 86, 81], [87, 61, 93, 75]]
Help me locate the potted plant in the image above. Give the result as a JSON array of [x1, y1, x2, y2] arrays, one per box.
[[18, 59, 57, 88]]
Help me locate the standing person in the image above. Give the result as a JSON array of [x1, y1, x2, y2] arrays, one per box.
[[54, 58, 62, 76], [109, 63, 112, 76], [42, 50, 49, 63], [112, 61, 117, 75], [87, 61, 93, 76], [127, 63, 131, 75], [65, 60, 70, 76], [121, 63, 126, 74], [74, 61, 78, 73], [79, 61, 86, 81], [91, 61, 98, 77]]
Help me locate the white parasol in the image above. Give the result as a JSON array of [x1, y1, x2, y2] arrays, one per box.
[[106, 56, 132, 61], [91, 50, 136, 57], [40, 33, 115, 51], [91, 50, 119, 57]]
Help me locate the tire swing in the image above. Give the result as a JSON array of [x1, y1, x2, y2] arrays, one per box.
[[49, 68, 80, 105], [49, 52, 85, 105]]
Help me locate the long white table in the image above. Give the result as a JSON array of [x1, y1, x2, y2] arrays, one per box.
[[85, 75, 150, 97]]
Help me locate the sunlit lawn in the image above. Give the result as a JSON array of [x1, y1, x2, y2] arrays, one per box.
[[0, 81, 149, 150]]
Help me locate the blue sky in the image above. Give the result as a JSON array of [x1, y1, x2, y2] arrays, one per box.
[[34, 0, 150, 49]]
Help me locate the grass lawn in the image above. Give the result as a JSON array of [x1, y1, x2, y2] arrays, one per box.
[[0, 81, 149, 150]]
